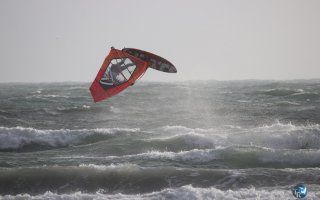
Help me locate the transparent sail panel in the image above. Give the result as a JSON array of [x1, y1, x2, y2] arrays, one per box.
[[100, 58, 137, 88]]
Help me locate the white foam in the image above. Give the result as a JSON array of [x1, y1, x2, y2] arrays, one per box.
[[161, 125, 216, 134], [277, 101, 300, 105], [237, 100, 251, 103], [78, 163, 140, 171], [141, 149, 216, 162], [110, 106, 121, 113], [104, 146, 320, 166], [34, 89, 42, 94], [27, 94, 70, 99], [82, 105, 90, 109], [1, 185, 319, 200], [101, 149, 218, 163], [56, 105, 91, 111], [255, 120, 320, 132]]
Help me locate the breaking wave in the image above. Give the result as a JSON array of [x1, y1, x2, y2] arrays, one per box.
[[1, 121, 320, 152], [1, 179, 320, 199], [160, 122, 320, 150], [4, 144, 320, 169], [0, 126, 140, 151], [100, 146, 320, 168]]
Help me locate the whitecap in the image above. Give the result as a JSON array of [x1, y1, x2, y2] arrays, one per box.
[[2, 184, 320, 200]]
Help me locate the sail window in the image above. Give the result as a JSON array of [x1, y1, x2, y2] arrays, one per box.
[[100, 58, 136, 88]]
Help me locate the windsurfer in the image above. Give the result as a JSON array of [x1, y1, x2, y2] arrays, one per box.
[[108, 59, 135, 85]]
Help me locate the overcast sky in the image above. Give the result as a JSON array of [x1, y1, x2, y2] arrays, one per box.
[[1, 0, 320, 82]]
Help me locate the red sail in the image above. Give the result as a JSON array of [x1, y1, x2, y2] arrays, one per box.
[[90, 48, 148, 102]]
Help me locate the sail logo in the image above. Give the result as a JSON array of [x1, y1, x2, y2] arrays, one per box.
[[292, 183, 307, 199]]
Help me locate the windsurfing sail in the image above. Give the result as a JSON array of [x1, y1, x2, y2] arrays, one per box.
[[90, 47, 177, 102], [90, 47, 148, 102]]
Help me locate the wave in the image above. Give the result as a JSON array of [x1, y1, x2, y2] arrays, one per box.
[[41, 105, 122, 116], [120, 149, 219, 163], [42, 146, 320, 169], [291, 90, 319, 99], [242, 122, 320, 149], [162, 121, 320, 133], [2, 185, 318, 200], [161, 125, 216, 133], [78, 163, 140, 171], [106, 146, 320, 168], [3, 142, 320, 169], [26, 94, 71, 100], [275, 101, 301, 106], [147, 132, 216, 148], [260, 88, 320, 103], [1, 166, 320, 198], [1, 121, 319, 152], [0, 127, 140, 151], [261, 88, 304, 96], [253, 120, 320, 131], [160, 122, 320, 150], [0, 127, 216, 154], [45, 105, 122, 116], [56, 105, 91, 112]]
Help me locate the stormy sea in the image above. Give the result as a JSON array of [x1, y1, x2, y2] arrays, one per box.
[[0, 80, 320, 200]]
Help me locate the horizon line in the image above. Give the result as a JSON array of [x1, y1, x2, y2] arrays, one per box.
[[1, 78, 320, 84]]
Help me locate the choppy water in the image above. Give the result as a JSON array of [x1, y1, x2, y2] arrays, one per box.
[[0, 80, 320, 199]]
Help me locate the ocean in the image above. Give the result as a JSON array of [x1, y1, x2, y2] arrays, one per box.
[[0, 80, 319, 199]]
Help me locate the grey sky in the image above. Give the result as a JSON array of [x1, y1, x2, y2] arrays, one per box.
[[1, 0, 320, 82]]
